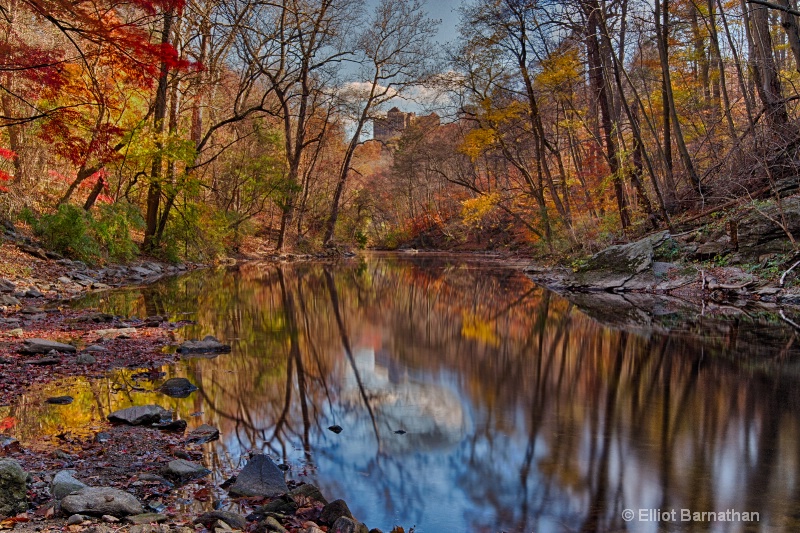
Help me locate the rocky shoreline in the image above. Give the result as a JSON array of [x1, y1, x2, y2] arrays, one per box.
[[0, 231, 393, 533]]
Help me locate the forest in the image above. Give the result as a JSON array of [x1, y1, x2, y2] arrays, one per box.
[[2, 0, 800, 262]]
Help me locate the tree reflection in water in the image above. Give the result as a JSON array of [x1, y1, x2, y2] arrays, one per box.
[[17, 255, 800, 532]]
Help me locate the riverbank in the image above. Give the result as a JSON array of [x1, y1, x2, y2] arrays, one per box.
[[0, 232, 391, 533]]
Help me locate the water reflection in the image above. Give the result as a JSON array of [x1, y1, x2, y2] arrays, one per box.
[[5, 254, 800, 532]]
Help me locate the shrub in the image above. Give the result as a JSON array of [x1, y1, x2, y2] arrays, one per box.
[[23, 202, 143, 264]]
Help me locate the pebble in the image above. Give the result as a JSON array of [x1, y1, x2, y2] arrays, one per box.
[[67, 514, 85, 526]]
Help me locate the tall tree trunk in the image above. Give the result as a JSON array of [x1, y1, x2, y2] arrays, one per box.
[[749, 2, 790, 128], [776, 0, 800, 73], [655, 0, 703, 195], [144, 9, 174, 251], [707, 0, 737, 137], [719, 0, 756, 126], [656, 0, 677, 206], [586, 0, 630, 229]]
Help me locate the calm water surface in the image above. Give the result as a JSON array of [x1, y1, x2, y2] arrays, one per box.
[[8, 254, 800, 532]]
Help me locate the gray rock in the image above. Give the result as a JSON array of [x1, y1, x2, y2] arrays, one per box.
[[320, 499, 354, 526], [0, 459, 28, 517], [25, 289, 43, 298], [330, 517, 368, 533], [18, 338, 76, 354], [186, 424, 219, 444], [76, 353, 97, 365], [67, 514, 86, 525], [52, 471, 88, 500], [130, 266, 154, 276], [163, 459, 210, 482], [84, 345, 108, 352], [228, 454, 288, 497], [262, 516, 288, 533], [107, 405, 169, 426], [61, 487, 143, 517], [0, 294, 20, 306], [177, 335, 231, 354], [194, 511, 247, 530], [0, 279, 14, 293], [568, 232, 669, 290], [157, 378, 198, 398]]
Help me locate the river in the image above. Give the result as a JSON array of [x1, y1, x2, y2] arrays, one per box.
[[8, 254, 800, 532]]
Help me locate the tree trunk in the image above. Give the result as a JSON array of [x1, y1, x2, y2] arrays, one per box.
[[749, 2, 790, 128], [144, 9, 174, 251], [655, 0, 702, 195]]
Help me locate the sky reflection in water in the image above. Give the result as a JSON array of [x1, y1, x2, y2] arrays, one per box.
[[11, 254, 800, 532]]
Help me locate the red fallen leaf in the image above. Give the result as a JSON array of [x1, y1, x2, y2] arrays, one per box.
[[194, 487, 211, 501], [0, 417, 17, 431]]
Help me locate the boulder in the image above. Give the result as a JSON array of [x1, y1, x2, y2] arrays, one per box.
[[61, 487, 143, 517], [157, 378, 197, 398], [228, 454, 288, 498], [177, 335, 231, 354], [18, 338, 76, 354], [0, 279, 14, 293], [107, 405, 169, 426], [52, 470, 88, 500], [0, 459, 28, 517], [320, 499, 354, 526], [567, 232, 668, 290]]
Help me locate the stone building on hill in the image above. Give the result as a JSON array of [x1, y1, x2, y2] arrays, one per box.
[[372, 107, 440, 143]]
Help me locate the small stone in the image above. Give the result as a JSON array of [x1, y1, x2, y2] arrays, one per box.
[[20, 306, 44, 314], [84, 345, 108, 352], [25, 289, 43, 298], [107, 405, 169, 426], [76, 353, 97, 365], [58, 277, 73, 284], [94, 432, 111, 443], [194, 511, 247, 530], [52, 470, 87, 499], [186, 424, 219, 444], [157, 377, 198, 398], [94, 328, 137, 340], [177, 335, 231, 354], [18, 338, 76, 354], [153, 419, 187, 432], [67, 514, 85, 525], [0, 279, 15, 293], [102, 515, 120, 523], [328, 425, 343, 434], [262, 516, 288, 533], [46, 395, 74, 405], [163, 459, 210, 482], [5, 328, 23, 338]]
